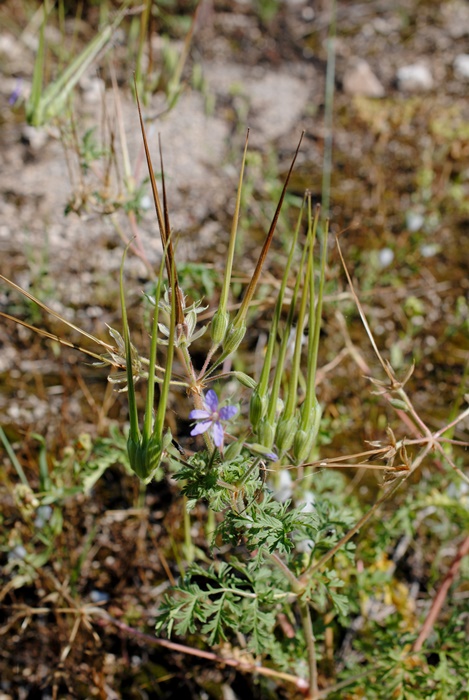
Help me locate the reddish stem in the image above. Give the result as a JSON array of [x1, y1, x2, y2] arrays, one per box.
[[413, 534, 469, 652]]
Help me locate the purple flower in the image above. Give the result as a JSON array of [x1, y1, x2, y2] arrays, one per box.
[[9, 79, 23, 106], [189, 389, 237, 451]]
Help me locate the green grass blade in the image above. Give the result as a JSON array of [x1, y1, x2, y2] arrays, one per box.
[[0, 427, 29, 487], [27, 2, 130, 125]]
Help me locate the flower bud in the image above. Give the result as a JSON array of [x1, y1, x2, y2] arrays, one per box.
[[224, 439, 243, 461], [210, 307, 230, 344], [232, 371, 257, 390], [249, 386, 268, 430], [388, 398, 409, 411], [257, 417, 275, 449], [222, 321, 246, 357], [247, 443, 278, 461], [293, 400, 322, 463], [275, 415, 297, 455]]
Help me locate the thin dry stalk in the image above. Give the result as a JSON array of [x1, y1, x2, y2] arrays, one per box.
[[413, 534, 469, 652]]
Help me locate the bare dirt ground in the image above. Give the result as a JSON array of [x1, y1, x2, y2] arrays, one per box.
[[0, 0, 468, 698]]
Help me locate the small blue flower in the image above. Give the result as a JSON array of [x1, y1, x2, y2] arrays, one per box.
[[9, 79, 23, 106], [189, 389, 237, 451]]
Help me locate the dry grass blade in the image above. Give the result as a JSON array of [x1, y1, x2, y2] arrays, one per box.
[[0, 273, 117, 355], [335, 235, 397, 386], [0, 311, 121, 368]]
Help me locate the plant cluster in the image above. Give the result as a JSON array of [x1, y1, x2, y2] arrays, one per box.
[[2, 89, 469, 697], [1, 2, 468, 698]]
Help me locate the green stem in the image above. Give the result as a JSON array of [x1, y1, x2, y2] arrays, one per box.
[[265, 551, 317, 695], [232, 132, 304, 331], [267, 241, 309, 426], [183, 496, 194, 565], [298, 597, 318, 699], [237, 457, 262, 488], [284, 222, 313, 419], [143, 257, 165, 441], [220, 130, 249, 314], [258, 197, 305, 398], [266, 551, 304, 594]]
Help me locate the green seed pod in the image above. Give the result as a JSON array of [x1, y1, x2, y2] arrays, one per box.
[[249, 386, 268, 430], [292, 429, 314, 465], [232, 371, 257, 390], [222, 322, 246, 357], [247, 443, 278, 460], [224, 439, 243, 461], [257, 417, 275, 449], [388, 398, 409, 411], [294, 400, 322, 464], [210, 307, 230, 344], [275, 415, 297, 455]]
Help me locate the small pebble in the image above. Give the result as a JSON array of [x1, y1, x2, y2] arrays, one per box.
[[90, 590, 110, 603], [378, 247, 394, 268], [420, 243, 440, 258], [21, 125, 48, 150], [8, 545, 27, 562], [397, 63, 433, 92], [454, 54, 469, 79], [34, 505, 53, 529], [81, 76, 105, 104], [406, 211, 425, 232], [343, 59, 385, 97]]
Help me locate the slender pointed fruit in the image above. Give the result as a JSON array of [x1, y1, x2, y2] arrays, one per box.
[[134, 80, 185, 328], [231, 131, 305, 331]]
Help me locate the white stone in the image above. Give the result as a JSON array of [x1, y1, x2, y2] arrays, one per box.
[[343, 59, 385, 97], [21, 125, 48, 150], [81, 76, 105, 104], [397, 63, 434, 92], [406, 211, 424, 232], [420, 243, 440, 258], [378, 247, 394, 268], [454, 54, 469, 79]]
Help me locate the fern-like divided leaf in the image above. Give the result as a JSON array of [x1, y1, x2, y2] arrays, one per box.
[[155, 560, 290, 654], [216, 491, 321, 555]]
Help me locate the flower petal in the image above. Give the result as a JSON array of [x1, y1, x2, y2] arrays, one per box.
[[211, 421, 224, 448], [189, 409, 211, 420], [219, 405, 238, 421], [205, 389, 219, 413], [190, 421, 212, 437]]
